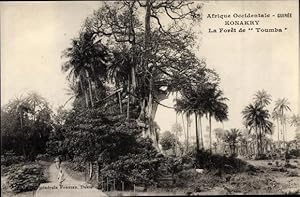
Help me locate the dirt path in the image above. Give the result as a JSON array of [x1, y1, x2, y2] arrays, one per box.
[[36, 162, 107, 197], [47, 163, 83, 184]]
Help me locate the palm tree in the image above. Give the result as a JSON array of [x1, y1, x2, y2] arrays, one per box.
[[290, 114, 300, 127], [203, 87, 229, 152], [272, 110, 281, 143], [274, 98, 291, 144], [238, 135, 248, 156], [281, 114, 288, 142], [223, 128, 242, 156], [214, 128, 225, 152], [242, 103, 273, 156], [175, 97, 195, 152], [261, 135, 273, 154], [253, 90, 272, 107], [62, 31, 110, 108], [25, 92, 48, 121]]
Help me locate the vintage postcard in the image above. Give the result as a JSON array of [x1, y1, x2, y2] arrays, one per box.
[[1, 1, 299, 196]]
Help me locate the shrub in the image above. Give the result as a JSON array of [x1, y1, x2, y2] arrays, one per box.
[[254, 153, 270, 160], [167, 157, 183, 175], [1, 163, 23, 176], [7, 164, 47, 193], [175, 169, 197, 187], [175, 169, 223, 191], [100, 151, 163, 190], [35, 153, 52, 162], [66, 157, 86, 172], [1, 154, 26, 166], [97, 137, 172, 190], [288, 149, 300, 158], [194, 149, 248, 173]]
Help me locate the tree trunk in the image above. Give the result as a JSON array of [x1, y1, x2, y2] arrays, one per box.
[[89, 161, 93, 180], [175, 92, 178, 154], [128, 2, 137, 101], [259, 128, 263, 154], [33, 102, 36, 121], [127, 76, 130, 120], [195, 113, 200, 152], [131, 66, 136, 90], [255, 128, 260, 156], [79, 75, 89, 108], [86, 70, 94, 108], [281, 110, 284, 144], [181, 113, 187, 153], [283, 121, 286, 146], [277, 117, 280, 144], [19, 110, 27, 158], [199, 116, 204, 149], [144, 0, 153, 136], [233, 145, 236, 156], [118, 91, 123, 114], [186, 114, 189, 152], [144, 0, 151, 50], [209, 114, 212, 152], [282, 119, 284, 144], [97, 162, 101, 184]]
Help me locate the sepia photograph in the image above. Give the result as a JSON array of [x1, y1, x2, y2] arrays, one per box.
[[1, 0, 299, 196]]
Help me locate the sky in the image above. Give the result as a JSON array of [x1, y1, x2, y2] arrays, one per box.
[[1, 1, 299, 142]]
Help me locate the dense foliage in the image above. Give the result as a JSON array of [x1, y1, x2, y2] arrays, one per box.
[[160, 131, 179, 154], [192, 149, 248, 173], [7, 163, 47, 193], [1, 93, 52, 160], [100, 138, 163, 189]]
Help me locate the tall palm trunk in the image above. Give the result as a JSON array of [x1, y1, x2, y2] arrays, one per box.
[[259, 127, 263, 154], [186, 114, 189, 152], [79, 75, 89, 108], [195, 113, 200, 152], [281, 118, 284, 142], [181, 113, 187, 153], [198, 115, 204, 149], [283, 121, 286, 144], [86, 70, 94, 108], [281, 109, 285, 146], [284, 121, 288, 149], [277, 117, 280, 143], [255, 127, 260, 156]]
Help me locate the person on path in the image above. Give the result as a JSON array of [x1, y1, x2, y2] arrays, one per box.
[[57, 167, 65, 187], [55, 156, 61, 169]]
